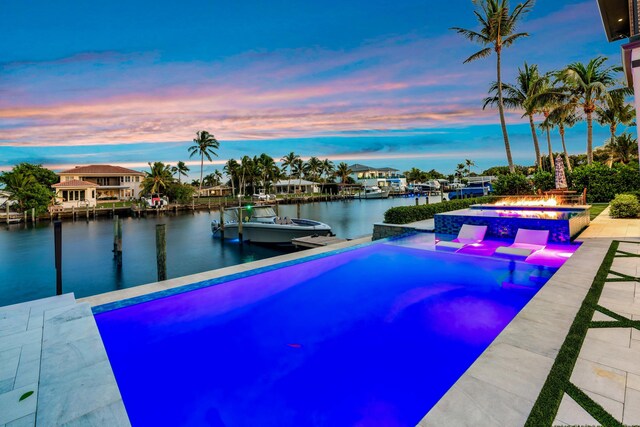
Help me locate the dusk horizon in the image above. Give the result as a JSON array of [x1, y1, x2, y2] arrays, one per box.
[[0, 0, 627, 177]]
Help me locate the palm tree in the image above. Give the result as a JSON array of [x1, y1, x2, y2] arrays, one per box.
[[280, 152, 300, 195], [545, 104, 578, 172], [306, 157, 322, 182], [452, 0, 534, 173], [606, 133, 638, 165], [464, 159, 476, 176], [188, 130, 220, 199], [484, 62, 545, 168], [142, 162, 174, 195], [595, 91, 635, 144], [2, 172, 36, 211], [335, 162, 352, 185], [171, 161, 189, 184], [559, 56, 624, 164], [256, 153, 276, 192], [320, 159, 335, 182], [223, 159, 239, 196]]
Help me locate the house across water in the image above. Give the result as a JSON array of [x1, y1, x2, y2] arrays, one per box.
[[347, 164, 407, 191], [52, 165, 144, 208]]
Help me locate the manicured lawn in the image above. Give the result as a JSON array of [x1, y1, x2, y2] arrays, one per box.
[[97, 201, 135, 208], [589, 203, 608, 220]]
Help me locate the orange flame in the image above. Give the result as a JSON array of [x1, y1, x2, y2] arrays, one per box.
[[494, 197, 558, 207]]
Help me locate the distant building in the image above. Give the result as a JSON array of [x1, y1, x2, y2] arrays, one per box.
[[347, 164, 407, 189], [273, 179, 321, 194], [197, 185, 233, 197], [53, 165, 145, 207]]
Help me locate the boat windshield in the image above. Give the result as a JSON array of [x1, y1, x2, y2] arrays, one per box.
[[250, 207, 277, 219]]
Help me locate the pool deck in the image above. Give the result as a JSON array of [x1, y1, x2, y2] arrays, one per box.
[[420, 207, 640, 426]]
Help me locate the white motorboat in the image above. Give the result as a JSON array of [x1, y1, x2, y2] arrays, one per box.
[[211, 205, 332, 244], [355, 186, 390, 199]]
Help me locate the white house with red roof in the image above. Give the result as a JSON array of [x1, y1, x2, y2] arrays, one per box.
[[53, 165, 145, 207]]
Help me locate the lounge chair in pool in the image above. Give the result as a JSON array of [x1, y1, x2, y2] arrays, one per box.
[[436, 224, 487, 251], [495, 228, 549, 258]]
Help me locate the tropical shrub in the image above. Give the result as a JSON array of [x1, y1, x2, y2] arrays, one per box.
[[568, 162, 640, 203], [609, 194, 640, 218], [492, 174, 533, 195], [531, 171, 555, 192], [384, 196, 495, 224], [165, 183, 195, 204]]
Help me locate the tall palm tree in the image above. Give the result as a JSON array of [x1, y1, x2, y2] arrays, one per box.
[[223, 159, 239, 196], [335, 162, 353, 185], [606, 133, 638, 165], [595, 91, 635, 144], [484, 62, 545, 168], [452, 0, 534, 173], [188, 130, 220, 199], [559, 56, 624, 164], [545, 104, 578, 172], [142, 162, 174, 195], [320, 159, 335, 182], [280, 152, 300, 195], [171, 161, 190, 184], [306, 157, 322, 182], [256, 153, 276, 192]]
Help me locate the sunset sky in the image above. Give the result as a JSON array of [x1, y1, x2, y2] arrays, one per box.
[[0, 0, 627, 177]]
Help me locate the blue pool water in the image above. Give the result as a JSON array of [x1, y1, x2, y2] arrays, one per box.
[[95, 239, 557, 426]]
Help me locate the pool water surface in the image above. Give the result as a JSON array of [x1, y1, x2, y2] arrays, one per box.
[[95, 238, 562, 426]]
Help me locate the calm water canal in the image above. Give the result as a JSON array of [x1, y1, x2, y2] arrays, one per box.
[[0, 197, 418, 306]]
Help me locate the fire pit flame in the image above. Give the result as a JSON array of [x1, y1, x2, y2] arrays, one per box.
[[494, 197, 558, 207]]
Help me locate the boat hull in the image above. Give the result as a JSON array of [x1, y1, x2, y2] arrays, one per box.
[[212, 221, 332, 244], [355, 191, 390, 199]]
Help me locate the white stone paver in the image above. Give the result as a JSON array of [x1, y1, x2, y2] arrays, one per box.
[[555, 393, 599, 426], [0, 294, 129, 426]]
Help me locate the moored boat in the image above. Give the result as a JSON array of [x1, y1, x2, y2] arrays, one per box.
[[355, 186, 390, 199], [211, 205, 332, 244]]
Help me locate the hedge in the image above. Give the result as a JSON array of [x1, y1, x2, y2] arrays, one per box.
[[610, 194, 640, 218], [384, 196, 496, 224], [569, 163, 640, 203]]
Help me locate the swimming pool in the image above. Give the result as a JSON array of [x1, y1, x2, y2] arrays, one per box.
[[95, 237, 563, 426]]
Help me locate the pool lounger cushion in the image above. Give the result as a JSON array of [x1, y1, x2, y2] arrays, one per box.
[[494, 246, 535, 258], [435, 241, 466, 251]]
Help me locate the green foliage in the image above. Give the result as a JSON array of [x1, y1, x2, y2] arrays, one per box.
[[0, 163, 56, 214], [11, 163, 59, 186], [568, 162, 640, 203], [531, 170, 555, 192], [609, 194, 640, 218], [384, 196, 495, 224], [492, 173, 533, 195], [481, 165, 529, 176], [165, 183, 195, 204]]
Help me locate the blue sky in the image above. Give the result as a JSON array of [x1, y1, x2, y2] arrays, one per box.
[[0, 0, 628, 177]]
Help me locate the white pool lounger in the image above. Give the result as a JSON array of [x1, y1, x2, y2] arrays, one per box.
[[435, 224, 488, 251], [495, 229, 550, 259]]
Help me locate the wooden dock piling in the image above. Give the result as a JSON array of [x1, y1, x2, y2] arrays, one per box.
[[54, 221, 62, 295], [237, 207, 243, 244], [32, 208, 36, 223], [156, 224, 167, 281], [220, 207, 225, 239]]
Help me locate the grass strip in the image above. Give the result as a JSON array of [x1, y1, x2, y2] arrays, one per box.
[[614, 250, 640, 257], [564, 382, 623, 427], [590, 320, 640, 329], [524, 241, 619, 427]]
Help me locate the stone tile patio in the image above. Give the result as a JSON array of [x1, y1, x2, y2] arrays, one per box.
[[0, 294, 129, 426]]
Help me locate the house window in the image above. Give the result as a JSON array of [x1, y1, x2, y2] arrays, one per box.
[[92, 190, 95, 198], [62, 190, 68, 201], [125, 176, 131, 183], [80, 190, 85, 201], [136, 176, 140, 182]]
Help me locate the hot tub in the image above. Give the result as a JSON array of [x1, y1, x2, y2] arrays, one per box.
[[434, 204, 590, 243]]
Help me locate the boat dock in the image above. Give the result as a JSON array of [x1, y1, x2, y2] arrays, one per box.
[[291, 235, 349, 249]]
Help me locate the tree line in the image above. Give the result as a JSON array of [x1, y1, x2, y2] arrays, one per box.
[[453, 0, 635, 172]]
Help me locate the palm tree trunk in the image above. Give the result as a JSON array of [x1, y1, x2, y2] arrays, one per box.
[[496, 49, 515, 173], [586, 111, 593, 164], [528, 114, 542, 169], [198, 155, 204, 199], [546, 128, 553, 171], [559, 126, 572, 172]]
